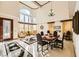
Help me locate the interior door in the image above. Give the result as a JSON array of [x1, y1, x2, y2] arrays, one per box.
[[3, 20, 11, 39], [3, 19, 13, 40]]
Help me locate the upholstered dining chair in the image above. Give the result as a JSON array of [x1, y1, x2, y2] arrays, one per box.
[[40, 31, 44, 36], [65, 31, 72, 40], [18, 49, 25, 57], [50, 31, 64, 49], [54, 33, 64, 49], [36, 33, 49, 56]]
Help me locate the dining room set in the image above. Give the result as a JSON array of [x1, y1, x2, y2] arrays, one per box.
[[36, 30, 64, 56]]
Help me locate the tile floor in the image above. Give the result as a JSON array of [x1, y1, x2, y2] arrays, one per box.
[[46, 40, 75, 57], [0, 39, 75, 57]]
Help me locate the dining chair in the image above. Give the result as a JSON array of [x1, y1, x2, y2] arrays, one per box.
[[65, 31, 72, 41], [50, 31, 64, 49], [54, 34, 64, 49], [36, 33, 49, 56], [18, 49, 25, 57], [40, 31, 44, 36]]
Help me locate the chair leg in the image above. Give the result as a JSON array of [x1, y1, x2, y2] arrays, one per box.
[[54, 42, 57, 48], [42, 46, 43, 55], [61, 43, 63, 49], [37, 44, 39, 52], [51, 44, 54, 49], [37, 45, 38, 50], [47, 44, 49, 50]]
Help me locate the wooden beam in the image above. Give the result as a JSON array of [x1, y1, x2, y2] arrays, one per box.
[[19, 1, 39, 10], [33, 1, 50, 7], [47, 19, 72, 24], [61, 19, 72, 22], [47, 22, 55, 24], [0, 17, 13, 20], [41, 1, 50, 7], [33, 1, 42, 7], [19, 1, 50, 10], [18, 22, 37, 25]]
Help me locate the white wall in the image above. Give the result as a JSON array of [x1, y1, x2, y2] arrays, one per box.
[[68, 1, 76, 19], [0, 1, 34, 38], [36, 23, 48, 34], [34, 1, 69, 23], [33, 1, 70, 33], [0, 1, 76, 40], [73, 1, 79, 57]]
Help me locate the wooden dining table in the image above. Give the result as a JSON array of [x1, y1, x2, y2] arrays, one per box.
[[42, 35, 55, 42], [42, 34, 60, 49], [42, 35, 56, 49]]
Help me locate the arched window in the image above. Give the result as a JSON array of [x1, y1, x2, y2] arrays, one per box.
[[19, 9, 32, 23], [20, 9, 30, 15], [19, 9, 37, 35]]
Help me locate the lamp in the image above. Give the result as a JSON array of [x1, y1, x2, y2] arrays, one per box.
[[48, 1, 55, 17]]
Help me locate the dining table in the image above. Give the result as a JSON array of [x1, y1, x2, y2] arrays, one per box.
[[42, 35, 55, 42], [42, 34, 60, 49]]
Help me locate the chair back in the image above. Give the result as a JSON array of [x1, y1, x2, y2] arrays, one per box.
[[65, 31, 72, 40], [36, 33, 43, 44], [60, 33, 65, 44], [18, 50, 24, 57], [66, 31, 72, 35], [53, 31, 58, 37], [40, 31, 44, 36]]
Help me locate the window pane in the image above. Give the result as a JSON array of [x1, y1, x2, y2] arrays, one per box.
[[19, 24, 24, 31], [20, 9, 30, 15], [33, 25, 37, 34], [20, 14, 24, 22], [32, 25, 36, 31], [29, 25, 33, 31], [25, 25, 28, 32], [29, 17, 32, 23], [25, 16, 28, 23]]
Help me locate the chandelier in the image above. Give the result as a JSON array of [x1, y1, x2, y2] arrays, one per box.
[[48, 1, 55, 17]]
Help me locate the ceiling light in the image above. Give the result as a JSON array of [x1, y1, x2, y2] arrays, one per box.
[[48, 1, 55, 17]]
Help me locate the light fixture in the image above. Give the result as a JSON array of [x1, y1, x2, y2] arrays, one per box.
[[48, 1, 55, 17]]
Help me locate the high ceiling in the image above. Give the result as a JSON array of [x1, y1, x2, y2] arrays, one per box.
[[37, 1, 49, 5], [19, 1, 50, 9], [19, 1, 76, 19]]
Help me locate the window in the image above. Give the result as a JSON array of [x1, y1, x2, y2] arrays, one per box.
[[20, 9, 30, 15], [19, 9, 37, 35], [33, 25, 37, 30], [19, 24, 24, 31], [25, 16, 28, 23], [20, 14, 25, 22], [19, 9, 32, 23]]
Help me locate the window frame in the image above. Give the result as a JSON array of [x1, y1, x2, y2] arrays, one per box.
[[19, 9, 37, 32]]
